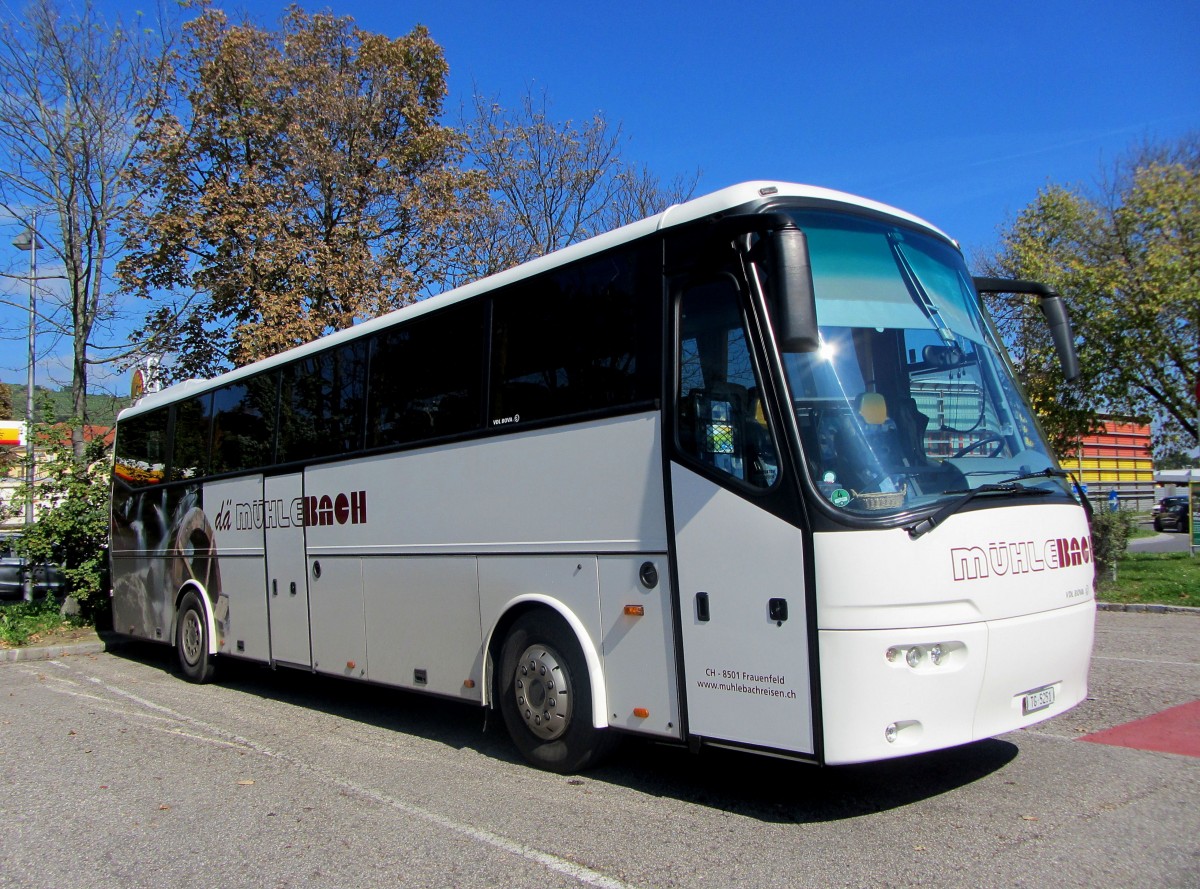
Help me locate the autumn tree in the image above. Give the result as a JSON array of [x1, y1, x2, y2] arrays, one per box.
[[459, 88, 698, 281], [980, 135, 1200, 453], [0, 0, 176, 456], [123, 5, 488, 379]]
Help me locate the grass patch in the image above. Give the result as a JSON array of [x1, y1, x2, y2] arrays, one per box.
[[1097, 552, 1200, 609], [0, 599, 79, 647]]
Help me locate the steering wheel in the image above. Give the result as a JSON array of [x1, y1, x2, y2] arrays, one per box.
[[953, 434, 1007, 458]]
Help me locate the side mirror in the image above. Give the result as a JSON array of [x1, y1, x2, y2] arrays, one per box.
[[714, 213, 819, 352], [972, 277, 1081, 382], [768, 221, 819, 352], [1037, 293, 1080, 382]]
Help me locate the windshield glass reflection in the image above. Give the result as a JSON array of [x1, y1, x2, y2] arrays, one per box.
[[782, 210, 1072, 518]]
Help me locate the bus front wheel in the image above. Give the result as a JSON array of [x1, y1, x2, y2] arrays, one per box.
[[176, 591, 216, 683], [498, 611, 613, 773]]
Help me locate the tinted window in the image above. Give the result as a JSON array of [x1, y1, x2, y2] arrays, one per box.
[[171, 393, 212, 481], [367, 304, 484, 448], [489, 245, 659, 427], [278, 341, 369, 463], [212, 373, 279, 474], [113, 407, 169, 487]]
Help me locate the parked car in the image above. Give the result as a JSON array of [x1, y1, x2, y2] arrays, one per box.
[[1153, 498, 1192, 533], [1151, 495, 1186, 517], [0, 535, 66, 601]]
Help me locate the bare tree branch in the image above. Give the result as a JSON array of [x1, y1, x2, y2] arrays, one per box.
[[0, 0, 179, 454]]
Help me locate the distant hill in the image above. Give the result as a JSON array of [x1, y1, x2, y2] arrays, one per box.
[[2, 384, 130, 428]]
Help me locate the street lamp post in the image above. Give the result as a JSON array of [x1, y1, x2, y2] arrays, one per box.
[[12, 226, 39, 602]]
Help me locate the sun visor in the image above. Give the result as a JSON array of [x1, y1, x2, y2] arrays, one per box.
[[805, 227, 982, 342]]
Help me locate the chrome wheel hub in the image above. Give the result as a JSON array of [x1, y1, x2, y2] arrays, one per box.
[[180, 609, 203, 666], [513, 644, 571, 740]]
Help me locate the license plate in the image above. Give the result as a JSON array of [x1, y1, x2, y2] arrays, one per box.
[[1022, 685, 1056, 715]]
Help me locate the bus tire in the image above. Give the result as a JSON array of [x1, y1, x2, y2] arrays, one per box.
[[498, 611, 614, 773], [176, 590, 216, 683]]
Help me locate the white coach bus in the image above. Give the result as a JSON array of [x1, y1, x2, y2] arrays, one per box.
[[109, 182, 1095, 772]]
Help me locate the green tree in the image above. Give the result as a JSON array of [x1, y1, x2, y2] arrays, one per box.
[[981, 136, 1199, 454], [123, 4, 487, 379], [1155, 448, 1194, 470], [978, 185, 1106, 453]]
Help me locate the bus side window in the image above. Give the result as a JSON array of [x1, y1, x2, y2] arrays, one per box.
[[488, 246, 657, 427], [212, 373, 279, 474], [366, 303, 485, 449], [113, 407, 170, 487], [171, 393, 213, 481], [677, 278, 778, 488], [278, 342, 369, 463]]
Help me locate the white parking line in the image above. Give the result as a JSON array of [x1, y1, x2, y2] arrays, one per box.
[[68, 669, 641, 889], [1093, 655, 1200, 668]]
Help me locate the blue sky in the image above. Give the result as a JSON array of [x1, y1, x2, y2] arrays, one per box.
[[2, 0, 1198, 390]]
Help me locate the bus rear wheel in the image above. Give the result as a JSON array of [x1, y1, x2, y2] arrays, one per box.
[[498, 611, 613, 773], [176, 591, 216, 683]]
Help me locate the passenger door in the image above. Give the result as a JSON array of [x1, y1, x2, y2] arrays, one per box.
[[264, 472, 311, 667], [670, 276, 814, 754]]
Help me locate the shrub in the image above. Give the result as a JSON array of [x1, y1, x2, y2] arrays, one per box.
[[1090, 508, 1136, 583], [8, 418, 111, 624], [0, 598, 75, 647]]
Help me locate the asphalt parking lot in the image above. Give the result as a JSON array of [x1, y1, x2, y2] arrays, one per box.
[[1, 609, 1196, 889]]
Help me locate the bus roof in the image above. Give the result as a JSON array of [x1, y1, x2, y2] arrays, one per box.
[[121, 181, 949, 419]]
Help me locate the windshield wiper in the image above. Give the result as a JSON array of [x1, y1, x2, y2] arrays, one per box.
[[905, 479, 1054, 540], [888, 233, 957, 346], [996, 467, 1070, 483]]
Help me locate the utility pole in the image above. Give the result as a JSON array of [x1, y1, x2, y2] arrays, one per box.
[[12, 225, 39, 601]]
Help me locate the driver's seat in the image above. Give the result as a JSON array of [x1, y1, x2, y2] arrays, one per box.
[[890, 396, 930, 466]]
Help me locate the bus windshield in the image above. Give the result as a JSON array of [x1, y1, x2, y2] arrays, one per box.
[[781, 210, 1072, 518]]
